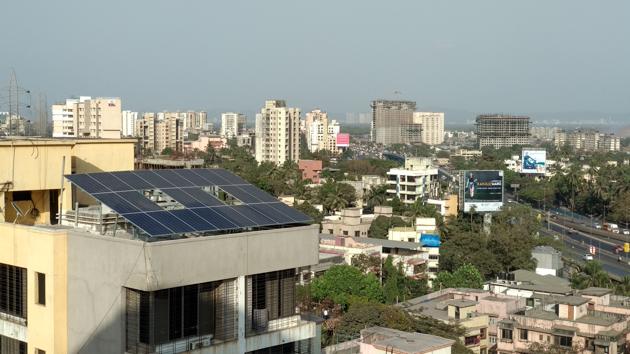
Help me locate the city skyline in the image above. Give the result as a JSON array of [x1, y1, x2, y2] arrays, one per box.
[[1, 1, 629, 123]]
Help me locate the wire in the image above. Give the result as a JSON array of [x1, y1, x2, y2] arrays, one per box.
[[76, 242, 147, 354]]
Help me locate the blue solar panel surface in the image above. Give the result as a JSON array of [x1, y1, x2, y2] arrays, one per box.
[[65, 168, 311, 237]]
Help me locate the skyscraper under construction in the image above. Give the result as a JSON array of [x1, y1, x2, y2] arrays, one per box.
[[370, 100, 421, 145], [475, 114, 531, 149]]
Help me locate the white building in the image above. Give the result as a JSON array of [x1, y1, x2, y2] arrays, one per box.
[[221, 112, 247, 139], [255, 100, 300, 165], [386, 162, 439, 204], [304, 109, 340, 153], [413, 112, 445, 145], [121, 110, 138, 137], [52, 96, 122, 139]]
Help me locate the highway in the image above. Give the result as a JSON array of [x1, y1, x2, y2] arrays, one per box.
[[541, 220, 630, 280]]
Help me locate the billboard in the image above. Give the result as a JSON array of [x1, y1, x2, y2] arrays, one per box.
[[462, 170, 504, 212], [336, 133, 350, 147], [522, 149, 546, 174]]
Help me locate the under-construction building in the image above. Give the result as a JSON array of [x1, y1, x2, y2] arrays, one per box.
[[475, 114, 531, 149], [370, 100, 421, 145]]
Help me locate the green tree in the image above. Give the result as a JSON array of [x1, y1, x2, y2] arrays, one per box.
[[570, 261, 612, 289], [615, 276, 630, 296], [161, 147, 174, 155], [365, 185, 388, 210], [434, 263, 484, 289], [311, 265, 384, 308], [351, 253, 382, 276], [294, 202, 323, 225], [368, 215, 408, 239]]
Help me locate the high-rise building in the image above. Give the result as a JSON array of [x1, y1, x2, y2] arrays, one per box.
[[255, 100, 300, 165], [304, 109, 340, 153], [371, 100, 421, 145], [184, 111, 207, 131], [413, 112, 445, 145], [555, 129, 621, 152], [52, 96, 122, 138], [137, 112, 184, 153], [122, 110, 138, 137], [475, 114, 531, 149], [221, 112, 247, 139], [0, 138, 321, 354]]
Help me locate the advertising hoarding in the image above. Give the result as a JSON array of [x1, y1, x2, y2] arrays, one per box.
[[462, 170, 504, 212], [336, 133, 350, 147], [522, 149, 546, 174]]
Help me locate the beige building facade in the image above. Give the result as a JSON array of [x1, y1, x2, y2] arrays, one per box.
[[255, 100, 300, 165], [221, 112, 247, 139], [136, 112, 184, 153], [413, 112, 445, 145], [52, 96, 122, 139], [304, 109, 340, 153]]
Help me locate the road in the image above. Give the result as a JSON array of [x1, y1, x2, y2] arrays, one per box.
[[541, 219, 630, 280]]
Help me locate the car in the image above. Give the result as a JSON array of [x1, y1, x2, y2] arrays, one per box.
[[594, 223, 602, 229], [623, 229, 630, 235], [582, 254, 594, 261]]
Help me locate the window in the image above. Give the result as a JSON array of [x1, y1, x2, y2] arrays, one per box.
[[465, 336, 479, 346], [480, 328, 487, 339], [247, 270, 296, 335], [11, 191, 31, 201], [539, 334, 543, 341], [355, 231, 360, 237], [0, 263, 27, 319], [0, 335, 27, 354], [520, 329, 528, 341], [36, 273, 46, 306], [489, 336, 496, 344], [36, 350, 45, 354], [342, 230, 348, 236], [501, 329, 513, 341], [556, 336, 572, 348], [328, 229, 333, 234]]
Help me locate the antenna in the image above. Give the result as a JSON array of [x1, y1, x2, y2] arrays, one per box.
[[0, 69, 33, 136]]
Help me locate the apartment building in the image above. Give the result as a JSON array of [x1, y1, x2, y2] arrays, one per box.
[[321, 206, 392, 237], [413, 112, 445, 145], [359, 327, 455, 354], [0, 138, 321, 354], [137, 112, 184, 153], [298, 160, 323, 184], [497, 290, 630, 354], [386, 159, 439, 204], [555, 129, 621, 152], [304, 109, 340, 153], [255, 100, 300, 165], [371, 100, 421, 145], [52, 96, 122, 138], [184, 111, 207, 131], [122, 110, 139, 137], [221, 113, 246, 139], [475, 114, 531, 149]]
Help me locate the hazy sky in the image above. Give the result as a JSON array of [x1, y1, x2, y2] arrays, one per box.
[[1, 0, 629, 121]]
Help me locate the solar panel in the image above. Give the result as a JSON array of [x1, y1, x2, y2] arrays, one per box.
[[154, 169, 196, 187], [190, 207, 239, 230], [92, 192, 141, 214], [124, 212, 174, 237], [267, 202, 313, 223], [231, 205, 277, 226], [170, 209, 218, 232], [219, 185, 261, 203], [133, 170, 176, 189], [248, 203, 296, 224], [109, 171, 154, 190], [118, 191, 163, 212], [237, 185, 279, 203], [145, 211, 196, 233], [65, 168, 313, 237], [66, 174, 110, 194], [172, 169, 213, 187], [191, 169, 232, 185]]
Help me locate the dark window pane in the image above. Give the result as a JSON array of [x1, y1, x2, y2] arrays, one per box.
[[169, 287, 182, 340], [183, 285, 199, 337]]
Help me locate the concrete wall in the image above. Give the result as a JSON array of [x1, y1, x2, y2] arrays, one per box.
[[0, 223, 69, 354], [66, 225, 319, 353]]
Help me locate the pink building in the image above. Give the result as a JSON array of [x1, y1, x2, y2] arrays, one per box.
[[298, 159, 323, 184], [185, 135, 226, 153]]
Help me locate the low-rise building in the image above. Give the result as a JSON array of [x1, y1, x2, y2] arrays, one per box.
[[427, 195, 459, 217], [386, 163, 439, 204], [360, 326, 455, 354], [321, 206, 392, 238], [485, 269, 572, 298], [298, 160, 323, 184], [532, 246, 563, 276]]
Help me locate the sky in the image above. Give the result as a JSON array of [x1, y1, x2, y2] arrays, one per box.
[[1, 0, 629, 123]]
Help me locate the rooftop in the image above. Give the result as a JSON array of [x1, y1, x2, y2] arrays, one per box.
[[445, 299, 478, 308], [579, 287, 613, 297], [361, 326, 454, 354], [64, 168, 312, 240]]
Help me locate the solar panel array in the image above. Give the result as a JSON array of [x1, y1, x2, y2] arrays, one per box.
[[65, 169, 312, 237]]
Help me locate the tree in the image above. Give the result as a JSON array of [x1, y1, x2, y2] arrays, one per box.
[[161, 147, 174, 155], [351, 253, 382, 276], [311, 265, 384, 308], [368, 215, 408, 239], [365, 185, 388, 210], [570, 261, 612, 289], [294, 202, 323, 225], [528, 342, 583, 354], [434, 264, 484, 289], [615, 276, 630, 296]]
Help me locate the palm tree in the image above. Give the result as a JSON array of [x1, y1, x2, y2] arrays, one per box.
[[365, 185, 388, 209], [615, 276, 630, 296], [565, 165, 584, 211], [570, 261, 611, 289]]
